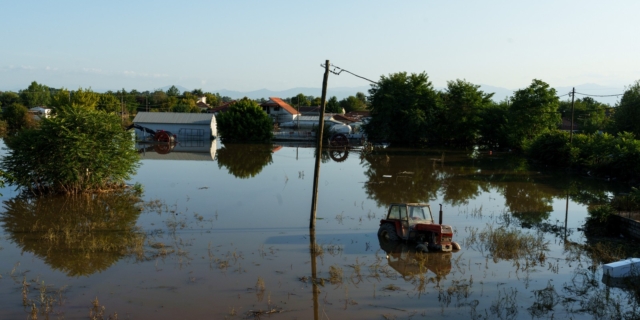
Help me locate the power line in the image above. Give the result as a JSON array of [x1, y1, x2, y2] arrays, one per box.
[[320, 63, 378, 84], [574, 91, 624, 97]]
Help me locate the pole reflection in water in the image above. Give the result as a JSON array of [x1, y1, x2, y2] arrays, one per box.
[[309, 229, 320, 320]]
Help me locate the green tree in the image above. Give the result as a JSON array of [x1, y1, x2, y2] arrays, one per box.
[[97, 93, 121, 114], [50, 88, 71, 111], [326, 96, 341, 113], [613, 80, 640, 137], [216, 144, 274, 178], [216, 98, 273, 142], [339, 96, 367, 113], [204, 92, 219, 107], [167, 85, 180, 97], [293, 93, 309, 107], [440, 79, 495, 144], [71, 87, 100, 110], [20, 81, 50, 107], [355, 92, 368, 106], [558, 97, 610, 134], [2, 103, 35, 131], [505, 79, 561, 149], [0, 91, 21, 108], [478, 100, 509, 147], [364, 72, 441, 144], [1, 105, 140, 194]]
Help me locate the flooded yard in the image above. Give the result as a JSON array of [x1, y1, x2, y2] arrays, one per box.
[[0, 141, 638, 319]]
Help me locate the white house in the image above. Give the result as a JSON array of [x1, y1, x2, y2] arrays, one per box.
[[260, 97, 301, 124], [131, 112, 217, 141], [29, 106, 52, 120]]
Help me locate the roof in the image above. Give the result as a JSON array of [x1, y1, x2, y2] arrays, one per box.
[[263, 97, 300, 115], [209, 100, 236, 113], [196, 101, 211, 109], [133, 112, 215, 125]]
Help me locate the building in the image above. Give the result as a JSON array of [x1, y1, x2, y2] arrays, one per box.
[[131, 112, 217, 141], [260, 97, 300, 124], [29, 106, 52, 120]]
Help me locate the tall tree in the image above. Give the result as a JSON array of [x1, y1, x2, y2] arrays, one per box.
[[505, 79, 561, 149], [326, 96, 341, 113], [440, 79, 494, 144], [20, 81, 50, 107], [166, 85, 180, 97], [364, 72, 441, 144], [0, 91, 21, 108], [613, 80, 640, 137], [339, 96, 367, 113], [71, 88, 100, 110], [2, 103, 36, 131]]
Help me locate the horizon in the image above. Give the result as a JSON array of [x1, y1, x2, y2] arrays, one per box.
[[2, 1, 638, 97]]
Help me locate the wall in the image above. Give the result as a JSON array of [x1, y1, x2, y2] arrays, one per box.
[[612, 214, 640, 240]]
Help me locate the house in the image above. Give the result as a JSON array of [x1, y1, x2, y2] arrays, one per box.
[[29, 106, 52, 120], [131, 112, 217, 141], [260, 97, 300, 124], [208, 100, 236, 114], [196, 96, 211, 112]]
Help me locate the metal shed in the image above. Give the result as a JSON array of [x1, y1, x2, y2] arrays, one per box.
[[132, 112, 217, 141]]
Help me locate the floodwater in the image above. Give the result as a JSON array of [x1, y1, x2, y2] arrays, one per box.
[[0, 140, 637, 319]]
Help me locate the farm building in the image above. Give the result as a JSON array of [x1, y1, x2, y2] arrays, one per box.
[[131, 112, 217, 141]]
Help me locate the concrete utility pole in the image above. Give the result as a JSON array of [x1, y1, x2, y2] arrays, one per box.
[[309, 60, 330, 230]]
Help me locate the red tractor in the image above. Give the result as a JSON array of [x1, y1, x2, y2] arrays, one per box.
[[378, 203, 461, 252]]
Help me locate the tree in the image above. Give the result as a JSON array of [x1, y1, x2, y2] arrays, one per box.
[[478, 100, 509, 147], [364, 72, 441, 144], [2, 103, 36, 132], [613, 80, 640, 137], [97, 93, 121, 114], [1, 105, 140, 194], [204, 92, 219, 107], [558, 97, 610, 134], [216, 98, 273, 142], [326, 96, 341, 113], [505, 79, 561, 149], [439, 79, 495, 144], [71, 87, 100, 110], [166, 85, 180, 97], [20, 81, 50, 107], [0, 91, 22, 108], [355, 92, 368, 106], [50, 88, 71, 111], [339, 96, 367, 113], [293, 93, 309, 107]]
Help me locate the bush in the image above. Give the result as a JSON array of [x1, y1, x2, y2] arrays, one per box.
[[216, 98, 273, 142], [525, 130, 572, 165], [1, 105, 140, 194]]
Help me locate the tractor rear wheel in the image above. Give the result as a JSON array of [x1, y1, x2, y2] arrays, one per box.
[[377, 223, 399, 242]]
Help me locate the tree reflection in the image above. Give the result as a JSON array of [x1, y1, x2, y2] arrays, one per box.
[[0, 191, 144, 277], [216, 143, 274, 178]]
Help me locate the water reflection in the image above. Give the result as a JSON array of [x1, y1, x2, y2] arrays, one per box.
[[0, 192, 144, 276], [216, 143, 275, 178], [378, 236, 452, 282], [137, 139, 217, 161]]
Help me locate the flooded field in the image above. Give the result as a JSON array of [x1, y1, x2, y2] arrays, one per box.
[[0, 141, 638, 319]]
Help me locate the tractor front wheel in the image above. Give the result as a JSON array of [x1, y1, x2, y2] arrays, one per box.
[[377, 223, 399, 242]]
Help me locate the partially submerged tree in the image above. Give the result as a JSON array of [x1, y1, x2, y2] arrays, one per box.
[[1, 105, 140, 194], [365, 71, 441, 145], [216, 98, 273, 142]]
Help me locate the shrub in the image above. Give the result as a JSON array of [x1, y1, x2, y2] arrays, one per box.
[[215, 98, 273, 142], [1, 105, 140, 194]]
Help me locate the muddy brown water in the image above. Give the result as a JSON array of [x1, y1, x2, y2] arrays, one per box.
[[0, 141, 637, 319]]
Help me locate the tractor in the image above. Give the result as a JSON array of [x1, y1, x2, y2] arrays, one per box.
[[378, 203, 461, 252]]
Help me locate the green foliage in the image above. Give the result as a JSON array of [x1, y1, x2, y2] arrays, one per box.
[[216, 98, 273, 142], [20, 81, 50, 107], [613, 80, 640, 137], [216, 143, 274, 178], [525, 130, 573, 166], [440, 79, 495, 144], [365, 71, 441, 145], [71, 87, 100, 110], [558, 97, 610, 134], [584, 204, 617, 236], [326, 96, 341, 113], [1, 103, 36, 132], [166, 85, 180, 97], [339, 95, 367, 113], [97, 93, 121, 113], [1, 106, 140, 194], [0, 91, 21, 108], [506, 79, 561, 149], [50, 88, 71, 110], [478, 100, 509, 147]]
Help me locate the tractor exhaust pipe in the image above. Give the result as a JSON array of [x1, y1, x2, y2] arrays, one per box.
[[439, 204, 443, 225]]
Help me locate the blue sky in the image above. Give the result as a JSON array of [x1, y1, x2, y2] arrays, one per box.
[[1, 1, 638, 94]]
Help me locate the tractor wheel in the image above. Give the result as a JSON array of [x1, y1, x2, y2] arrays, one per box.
[[377, 223, 399, 242]]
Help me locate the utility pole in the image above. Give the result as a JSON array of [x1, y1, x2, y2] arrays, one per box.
[[570, 87, 575, 144], [309, 60, 330, 230]]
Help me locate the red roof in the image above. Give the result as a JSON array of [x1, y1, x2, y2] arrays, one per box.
[[263, 97, 300, 115], [208, 100, 236, 113]]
